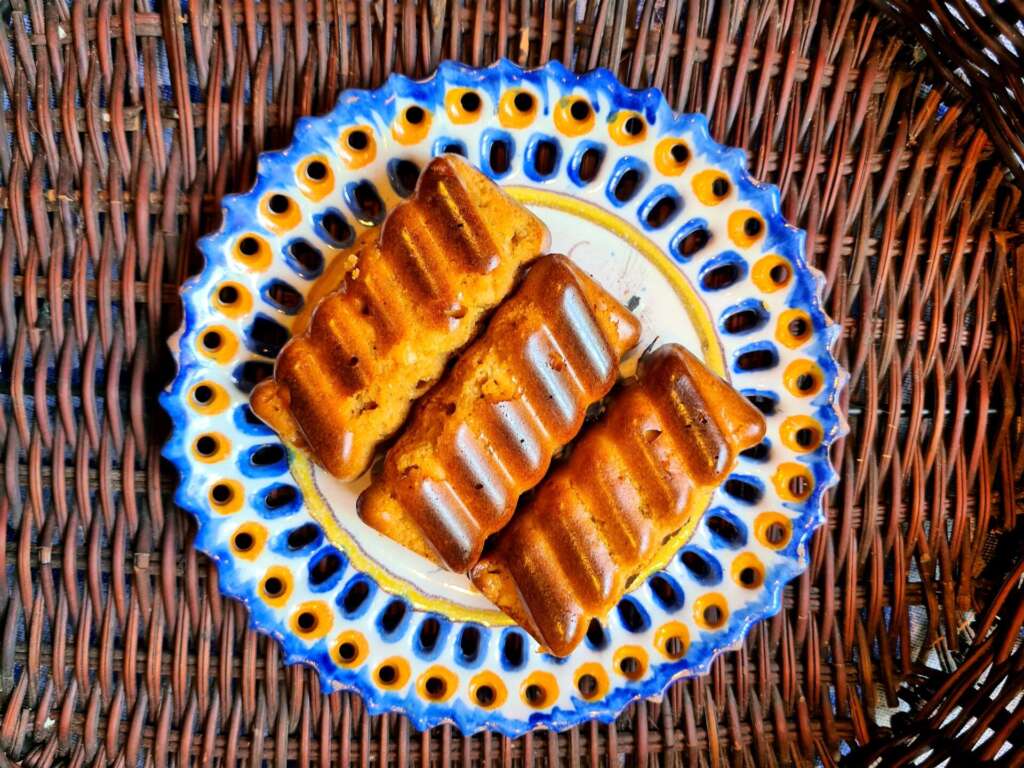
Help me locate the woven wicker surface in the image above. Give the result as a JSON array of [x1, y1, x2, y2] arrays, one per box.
[[0, 0, 1021, 765]]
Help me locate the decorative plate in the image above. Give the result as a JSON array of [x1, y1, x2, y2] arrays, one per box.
[[162, 60, 846, 736]]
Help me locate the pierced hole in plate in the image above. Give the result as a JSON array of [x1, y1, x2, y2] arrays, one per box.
[[616, 599, 648, 632], [306, 160, 328, 181], [712, 177, 730, 198], [296, 611, 318, 632], [337, 642, 358, 662], [795, 428, 817, 448], [347, 130, 369, 150], [233, 531, 254, 551], [251, 444, 285, 466], [392, 159, 420, 196], [796, 373, 818, 392], [502, 632, 525, 668], [489, 140, 510, 174], [513, 92, 534, 112], [248, 316, 290, 357], [424, 676, 447, 700], [570, 100, 592, 121], [263, 576, 285, 597], [533, 140, 558, 176], [266, 281, 303, 312], [418, 618, 441, 652], [670, 143, 689, 163], [701, 263, 740, 290], [577, 674, 598, 697], [789, 475, 811, 499], [268, 194, 291, 215], [577, 147, 603, 183], [707, 515, 744, 546], [677, 228, 710, 258], [649, 575, 683, 610], [310, 553, 343, 585], [287, 523, 320, 550], [475, 685, 496, 706], [702, 604, 724, 628], [218, 285, 239, 305], [288, 240, 325, 276], [458, 627, 481, 662], [724, 478, 763, 504], [525, 684, 546, 706], [380, 600, 407, 634], [460, 91, 481, 113], [744, 216, 763, 237], [195, 435, 219, 457], [342, 580, 371, 613], [234, 361, 274, 393], [736, 348, 778, 371], [665, 636, 686, 659], [770, 263, 791, 285], [585, 619, 608, 650], [321, 212, 354, 245], [193, 385, 214, 405], [613, 169, 641, 202], [265, 485, 297, 508], [744, 393, 777, 415], [211, 483, 234, 505], [405, 105, 425, 124], [352, 181, 384, 221], [377, 664, 397, 684], [619, 656, 642, 677], [766, 522, 789, 546], [789, 317, 810, 339], [740, 441, 771, 462], [681, 551, 715, 582], [238, 236, 261, 256], [201, 330, 223, 351], [739, 567, 761, 587], [442, 142, 465, 157], [624, 116, 644, 135], [724, 309, 762, 334], [645, 197, 677, 228]]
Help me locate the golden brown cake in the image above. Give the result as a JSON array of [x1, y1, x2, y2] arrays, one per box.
[[469, 344, 766, 656], [250, 155, 550, 480], [358, 255, 642, 571]]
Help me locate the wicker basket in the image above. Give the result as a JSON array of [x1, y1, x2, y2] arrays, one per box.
[[0, 1, 1020, 765]]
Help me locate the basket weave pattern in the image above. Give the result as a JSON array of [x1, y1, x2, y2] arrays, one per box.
[[0, 0, 1021, 765]]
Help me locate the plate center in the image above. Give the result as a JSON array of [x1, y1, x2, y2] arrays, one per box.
[[294, 190, 722, 623]]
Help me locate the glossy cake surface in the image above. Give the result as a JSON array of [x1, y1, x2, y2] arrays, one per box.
[[250, 155, 550, 480], [470, 344, 767, 656], [358, 255, 642, 571]]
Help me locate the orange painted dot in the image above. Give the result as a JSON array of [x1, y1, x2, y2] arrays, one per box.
[[784, 359, 824, 397], [554, 96, 596, 136], [693, 593, 729, 630], [653, 622, 690, 660], [392, 104, 432, 145], [752, 254, 792, 293], [755, 512, 793, 550], [520, 671, 559, 709], [230, 522, 267, 560], [731, 552, 765, 589], [613, 645, 649, 680], [728, 209, 765, 248], [417, 665, 458, 702], [574, 663, 609, 701], [773, 462, 814, 503], [260, 566, 293, 607], [291, 601, 333, 640], [374, 657, 412, 690], [192, 433, 229, 464], [499, 88, 538, 129], [469, 671, 508, 710], [196, 326, 238, 363], [331, 630, 369, 668], [339, 126, 377, 170], [609, 110, 647, 145], [692, 169, 732, 205], [232, 234, 273, 272], [260, 193, 301, 234], [653, 138, 690, 176], [777, 309, 813, 349], [446, 88, 484, 125], [189, 381, 230, 415], [779, 415, 823, 453], [296, 155, 335, 201], [212, 281, 253, 318], [209, 479, 244, 515]]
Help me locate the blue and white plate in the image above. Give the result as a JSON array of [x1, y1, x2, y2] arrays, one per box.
[[162, 60, 846, 736]]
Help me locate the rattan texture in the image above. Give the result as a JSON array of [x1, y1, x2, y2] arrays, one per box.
[[0, 1, 1021, 766]]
